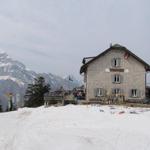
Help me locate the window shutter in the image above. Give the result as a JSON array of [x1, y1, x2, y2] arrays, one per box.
[[120, 75, 123, 83], [103, 89, 107, 96], [117, 89, 121, 94], [129, 89, 132, 97], [112, 88, 115, 94], [118, 58, 121, 67], [137, 90, 141, 98], [102, 88, 105, 96], [111, 59, 115, 67], [97, 88, 101, 97], [94, 88, 97, 97], [111, 75, 115, 83]]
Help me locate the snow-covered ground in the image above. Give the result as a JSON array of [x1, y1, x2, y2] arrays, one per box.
[[0, 105, 150, 150]]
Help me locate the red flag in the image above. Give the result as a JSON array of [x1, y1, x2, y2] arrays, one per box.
[[124, 52, 130, 59]]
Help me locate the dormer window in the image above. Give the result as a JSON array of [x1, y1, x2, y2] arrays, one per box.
[[111, 58, 121, 67]]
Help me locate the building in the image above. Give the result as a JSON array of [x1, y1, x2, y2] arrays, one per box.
[[80, 44, 150, 103]]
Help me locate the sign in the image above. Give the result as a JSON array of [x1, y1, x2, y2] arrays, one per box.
[[5, 93, 13, 98]]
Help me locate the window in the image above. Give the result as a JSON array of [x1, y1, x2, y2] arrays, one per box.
[[94, 88, 105, 97], [112, 88, 121, 95], [111, 58, 121, 67], [131, 89, 139, 98], [112, 74, 122, 84]]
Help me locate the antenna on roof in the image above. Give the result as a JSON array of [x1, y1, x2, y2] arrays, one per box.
[[68, 76, 73, 82], [110, 43, 112, 47]]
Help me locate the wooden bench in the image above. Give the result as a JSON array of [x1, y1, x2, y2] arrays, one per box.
[[44, 95, 64, 107]]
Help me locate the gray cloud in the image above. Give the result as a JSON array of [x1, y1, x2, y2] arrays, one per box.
[[0, 0, 149, 79]]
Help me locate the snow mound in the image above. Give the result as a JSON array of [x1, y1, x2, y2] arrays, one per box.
[[0, 105, 150, 150]]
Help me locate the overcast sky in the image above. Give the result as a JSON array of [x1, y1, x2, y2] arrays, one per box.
[[0, 0, 149, 79]]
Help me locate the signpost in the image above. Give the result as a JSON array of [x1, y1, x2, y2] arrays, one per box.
[[6, 92, 13, 111]]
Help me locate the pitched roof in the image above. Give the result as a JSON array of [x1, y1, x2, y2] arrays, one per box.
[[80, 44, 150, 74]]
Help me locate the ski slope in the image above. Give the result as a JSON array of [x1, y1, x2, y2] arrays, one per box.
[[0, 105, 150, 150]]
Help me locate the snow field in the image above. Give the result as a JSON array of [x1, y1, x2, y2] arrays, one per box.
[[0, 105, 150, 150]]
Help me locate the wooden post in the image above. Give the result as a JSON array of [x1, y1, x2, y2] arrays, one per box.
[[62, 88, 65, 106]]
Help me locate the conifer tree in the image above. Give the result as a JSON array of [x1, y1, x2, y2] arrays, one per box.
[[25, 76, 50, 107]]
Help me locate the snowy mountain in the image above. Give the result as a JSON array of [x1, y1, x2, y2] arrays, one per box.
[[39, 73, 80, 91], [64, 75, 82, 85], [0, 51, 81, 111], [0, 51, 37, 84]]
